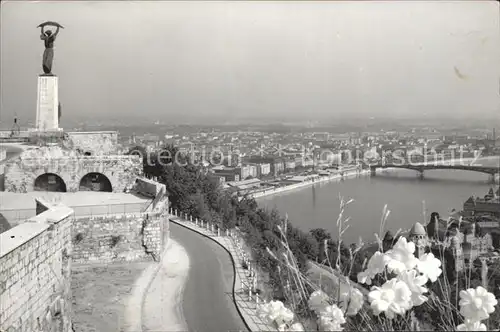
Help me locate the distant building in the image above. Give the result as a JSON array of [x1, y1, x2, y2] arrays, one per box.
[[409, 222, 429, 258], [463, 189, 500, 217], [212, 175, 225, 184], [303, 159, 315, 168], [272, 158, 285, 176], [285, 159, 296, 171], [212, 166, 240, 182], [258, 163, 271, 176], [240, 164, 258, 179], [294, 157, 304, 168], [247, 156, 284, 176]]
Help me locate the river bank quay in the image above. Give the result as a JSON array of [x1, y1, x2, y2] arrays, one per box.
[[247, 156, 500, 201], [245, 169, 370, 200]]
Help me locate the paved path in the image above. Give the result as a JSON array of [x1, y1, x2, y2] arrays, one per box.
[[142, 238, 189, 332], [171, 216, 277, 332], [170, 222, 249, 332]]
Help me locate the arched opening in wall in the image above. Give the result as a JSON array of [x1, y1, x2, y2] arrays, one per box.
[[79, 172, 112, 192], [34, 173, 67, 192], [84, 151, 92, 156]]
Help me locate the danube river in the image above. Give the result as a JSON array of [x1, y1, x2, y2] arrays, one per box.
[[258, 157, 500, 245]]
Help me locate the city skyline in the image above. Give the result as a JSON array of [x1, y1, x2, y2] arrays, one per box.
[[1, 1, 499, 126]]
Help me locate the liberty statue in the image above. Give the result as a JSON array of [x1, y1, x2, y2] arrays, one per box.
[[38, 21, 64, 75]]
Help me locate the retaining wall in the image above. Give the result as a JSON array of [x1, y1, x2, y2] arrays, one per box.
[[71, 205, 169, 264], [0, 201, 73, 332]]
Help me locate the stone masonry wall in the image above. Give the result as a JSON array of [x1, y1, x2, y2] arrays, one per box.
[[67, 131, 118, 155], [0, 205, 73, 332], [71, 204, 169, 264], [4, 155, 142, 193], [0, 148, 6, 162]]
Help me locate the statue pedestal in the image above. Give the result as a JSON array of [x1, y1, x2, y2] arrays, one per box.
[[36, 75, 59, 131]]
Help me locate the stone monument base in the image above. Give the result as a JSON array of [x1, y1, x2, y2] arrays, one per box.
[[36, 75, 59, 131]]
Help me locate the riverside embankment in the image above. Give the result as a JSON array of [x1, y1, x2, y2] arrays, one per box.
[[246, 156, 499, 201], [246, 169, 370, 200]]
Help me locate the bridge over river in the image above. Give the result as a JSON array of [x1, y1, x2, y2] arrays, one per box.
[[370, 164, 500, 181]]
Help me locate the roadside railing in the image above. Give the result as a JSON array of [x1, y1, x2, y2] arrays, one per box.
[[170, 208, 277, 332]]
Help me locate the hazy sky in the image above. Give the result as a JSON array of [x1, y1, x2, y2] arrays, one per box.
[[1, 1, 499, 126]]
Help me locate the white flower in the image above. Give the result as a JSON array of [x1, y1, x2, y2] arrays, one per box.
[[417, 253, 442, 282], [275, 306, 294, 326], [318, 315, 343, 331], [320, 304, 346, 325], [257, 301, 277, 324], [357, 251, 389, 285], [308, 289, 330, 314], [456, 320, 487, 331], [288, 322, 305, 331], [357, 270, 373, 285], [367, 251, 390, 273], [318, 315, 344, 331], [337, 284, 364, 316], [257, 300, 294, 326], [459, 286, 498, 322], [397, 269, 428, 307], [368, 278, 412, 319], [385, 237, 419, 275]]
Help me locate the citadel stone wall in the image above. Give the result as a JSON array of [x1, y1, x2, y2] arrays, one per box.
[[0, 147, 6, 178], [0, 202, 73, 332], [67, 131, 118, 155], [0, 147, 6, 162], [71, 198, 169, 264], [4, 155, 142, 193]]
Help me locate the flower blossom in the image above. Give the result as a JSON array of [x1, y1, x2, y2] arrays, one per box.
[[337, 284, 364, 316], [417, 252, 442, 282], [357, 251, 389, 285], [321, 304, 346, 324], [459, 286, 498, 322], [317, 304, 345, 331], [385, 237, 419, 275], [456, 320, 487, 331], [287, 322, 305, 331], [368, 278, 412, 319], [397, 269, 428, 307], [318, 315, 344, 331], [308, 289, 330, 314], [257, 300, 294, 327]]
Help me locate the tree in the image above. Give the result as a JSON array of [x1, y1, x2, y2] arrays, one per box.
[[310, 228, 332, 242], [310, 228, 332, 262]]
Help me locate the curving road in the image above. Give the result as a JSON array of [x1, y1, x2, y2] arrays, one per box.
[[170, 222, 249, 332]]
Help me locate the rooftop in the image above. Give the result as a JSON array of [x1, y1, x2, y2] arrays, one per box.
[[226, 178, 262, 187], [410, 222, 426, 236]]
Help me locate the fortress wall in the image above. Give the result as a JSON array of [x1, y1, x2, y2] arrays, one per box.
[[71, 205, 169, 264], [4, 155, 142, 193], [67, 131, 118, 155], [0, 203, 73, 332]]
